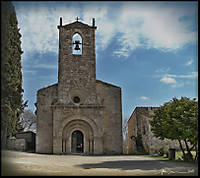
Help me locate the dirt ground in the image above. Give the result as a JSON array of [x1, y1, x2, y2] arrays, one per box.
[[1, 150, 198, 176]]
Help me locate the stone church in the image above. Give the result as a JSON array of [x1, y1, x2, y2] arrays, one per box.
[[35, 18, 123, 155]]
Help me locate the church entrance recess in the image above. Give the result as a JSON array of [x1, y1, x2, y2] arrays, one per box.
[[71, 130, 84, 153], [61, 119, 95, 154]]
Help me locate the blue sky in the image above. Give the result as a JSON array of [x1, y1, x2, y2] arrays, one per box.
[[13, 1, 198, 120]]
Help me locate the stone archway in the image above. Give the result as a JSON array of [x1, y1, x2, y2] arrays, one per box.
[[54, 114, 103, 155], [62, 119, 94, 154]]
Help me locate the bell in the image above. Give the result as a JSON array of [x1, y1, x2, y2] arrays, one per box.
[[73, 40, 81, 51], [74, 44, 80, 50]]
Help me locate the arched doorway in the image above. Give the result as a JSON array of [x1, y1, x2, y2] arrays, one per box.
[[71, 130, 84, 153], [61, 119, 97, 154]]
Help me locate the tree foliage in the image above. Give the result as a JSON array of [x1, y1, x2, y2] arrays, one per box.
[[1, 1, 27, 147], [122, 117, 129, 154], [150, 97, 198, 161], [20, 109, 36, 133]]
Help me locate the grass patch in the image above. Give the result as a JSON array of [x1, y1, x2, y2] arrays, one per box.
[[135, 151, 197, 163], [175, 151, 197, 163]]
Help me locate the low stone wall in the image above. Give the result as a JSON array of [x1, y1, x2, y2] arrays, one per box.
[[7, 137, 27, 151]]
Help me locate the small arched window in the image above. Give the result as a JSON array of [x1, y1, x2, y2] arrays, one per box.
[[72, 33, 82, 55]]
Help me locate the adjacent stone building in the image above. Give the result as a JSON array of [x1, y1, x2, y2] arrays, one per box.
[[35, 18, 123, 155], [7, 131, 36, 152], [127, 107, 180, 154]]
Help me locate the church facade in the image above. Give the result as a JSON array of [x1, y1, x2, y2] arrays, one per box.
[[35, 18, 123, 155]]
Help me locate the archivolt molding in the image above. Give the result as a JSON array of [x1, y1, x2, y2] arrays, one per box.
[[62, 120, 93, 140], [59, 114, 100, 137], [61, 119, 95, 154]]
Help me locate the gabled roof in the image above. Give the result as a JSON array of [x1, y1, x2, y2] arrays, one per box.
[[58, 21, 97, 30], [96, 80, 121, 89], [37, 83, 58, 93]]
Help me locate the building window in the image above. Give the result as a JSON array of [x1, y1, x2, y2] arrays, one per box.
[[73, 96, 80, 103], [72, 33, 82, 55]]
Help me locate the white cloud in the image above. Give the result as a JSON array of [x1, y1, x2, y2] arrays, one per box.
[[112, 2, 197, 57], [160, 77, 177, 84], [157, 71, 197, 88], [155, 71, 198, 79], [22, 69, 37, 75], [33, 64, 57, 69], [140, 96, 150, 100], [15, 2, 81, 59], [14, 2, 197, 59], [82, 5, 114, 51], [164, 72, 198, 79], [92, 2, 197, 57]]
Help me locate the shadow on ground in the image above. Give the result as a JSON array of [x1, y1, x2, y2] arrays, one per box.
[[76, 159, 198, 175]]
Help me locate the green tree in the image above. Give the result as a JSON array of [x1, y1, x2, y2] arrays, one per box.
[[150, 97, 198, 162], [1, 1, 27, 149]]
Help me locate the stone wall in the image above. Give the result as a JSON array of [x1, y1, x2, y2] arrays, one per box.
[[127, 110, 136, 154], [96, 80, 123, 154], [15, 131, 36, 152], [36, 84, 57, 153], [7, 137, 26, 151]]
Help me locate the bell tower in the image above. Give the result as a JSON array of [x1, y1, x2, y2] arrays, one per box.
[[57, 17, 98, 105]]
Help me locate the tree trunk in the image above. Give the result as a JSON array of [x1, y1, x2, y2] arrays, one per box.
[[194, 145, 198, 162], [1, 124, 7, 149], [184, 139, 193, 161], [178, 139, 186, 158]]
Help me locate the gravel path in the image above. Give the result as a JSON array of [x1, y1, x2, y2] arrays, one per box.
[[1, 150, 198, 176]]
